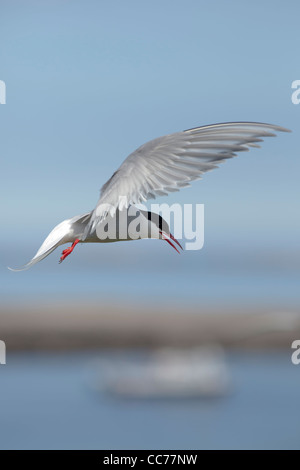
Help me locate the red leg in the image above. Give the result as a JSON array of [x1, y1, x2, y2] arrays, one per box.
[[59, 239, 80, 264]]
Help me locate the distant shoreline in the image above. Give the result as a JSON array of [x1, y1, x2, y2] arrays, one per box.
[[0, 303, 299, 351]]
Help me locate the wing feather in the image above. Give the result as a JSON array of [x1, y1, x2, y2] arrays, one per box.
[[84, 122, 290, 236]]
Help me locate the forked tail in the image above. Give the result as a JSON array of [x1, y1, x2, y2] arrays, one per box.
[[8, 213, 90, 271]]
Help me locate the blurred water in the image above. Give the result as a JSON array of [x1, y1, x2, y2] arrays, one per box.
[[3, 240, 300, 308], [0, 350, 299, 450]]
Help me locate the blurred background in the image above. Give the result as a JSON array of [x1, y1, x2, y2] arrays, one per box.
[[1, 0, 300, 450]]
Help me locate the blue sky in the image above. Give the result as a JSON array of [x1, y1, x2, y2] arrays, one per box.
[[1, 1, 299, 306]]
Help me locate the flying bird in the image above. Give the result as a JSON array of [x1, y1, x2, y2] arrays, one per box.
[[9, 122, 289, 271]]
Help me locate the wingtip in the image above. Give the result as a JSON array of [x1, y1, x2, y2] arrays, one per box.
[[270, 124, 292, 133], [184, 122, 292, 134]]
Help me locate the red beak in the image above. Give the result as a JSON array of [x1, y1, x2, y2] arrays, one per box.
[[159, 231, 183, 254]]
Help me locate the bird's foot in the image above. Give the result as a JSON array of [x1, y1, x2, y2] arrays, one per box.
[[59, 239, 80, 264]]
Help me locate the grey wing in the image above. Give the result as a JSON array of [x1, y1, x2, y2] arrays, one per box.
[[86, 122, 290, 235]]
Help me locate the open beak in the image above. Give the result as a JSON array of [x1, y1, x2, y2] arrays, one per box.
[[159, 231, 183, 254]]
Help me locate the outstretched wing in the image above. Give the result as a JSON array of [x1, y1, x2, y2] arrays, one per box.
[[85, 122, 290, 235]]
